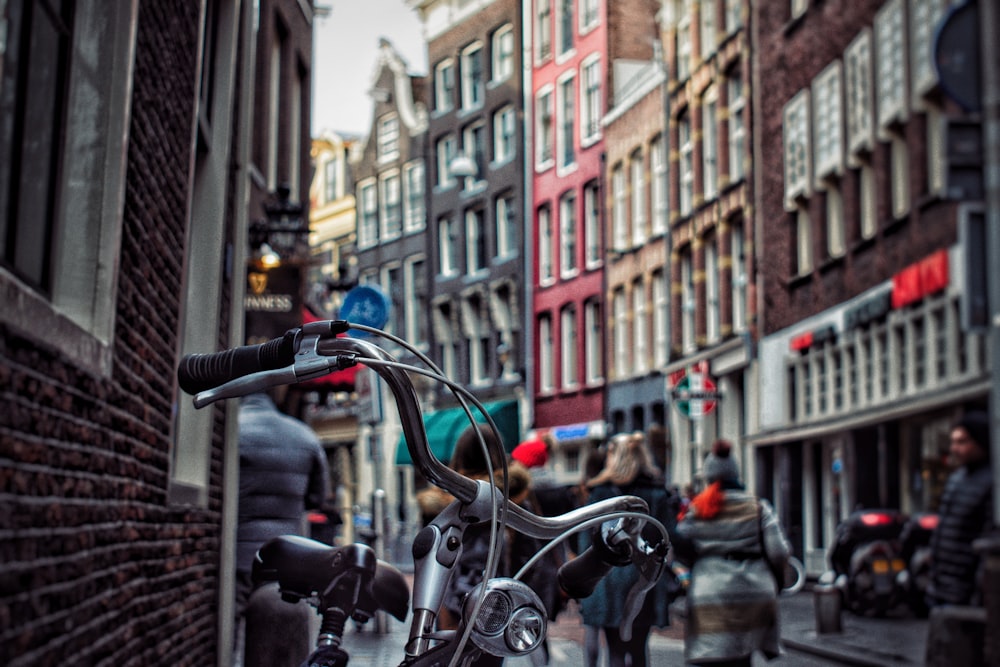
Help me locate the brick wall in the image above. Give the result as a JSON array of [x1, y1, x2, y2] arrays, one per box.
[[0, 2, 231, 665]]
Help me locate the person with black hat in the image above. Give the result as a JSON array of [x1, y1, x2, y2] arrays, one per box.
[[926, 410, 993, 607], [673, 439, 791, 667]]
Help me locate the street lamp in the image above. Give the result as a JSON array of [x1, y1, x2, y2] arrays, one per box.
[[249, 185, 310, 263]]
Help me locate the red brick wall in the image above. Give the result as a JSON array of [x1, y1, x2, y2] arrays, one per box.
[[0, 2, 231, 665]]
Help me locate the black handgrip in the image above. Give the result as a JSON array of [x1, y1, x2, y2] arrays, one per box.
[[177, 329, 299, 394], [557, 546, 615, 599]]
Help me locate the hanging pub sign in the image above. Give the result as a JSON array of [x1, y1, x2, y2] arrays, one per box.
[[244, 264, 302, 344]]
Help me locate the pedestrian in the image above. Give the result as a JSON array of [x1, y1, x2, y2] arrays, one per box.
[[673, 439, 790, 667], [926, 410, 993, 607], [577, 446, 608, 667], [235, 390, 330, 667], [577, 432, 677, 667]]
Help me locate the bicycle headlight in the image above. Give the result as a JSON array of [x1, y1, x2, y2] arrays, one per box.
[[463, 578, 547, 657]]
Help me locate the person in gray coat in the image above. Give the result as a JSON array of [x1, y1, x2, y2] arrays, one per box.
[[235, 391, 329, 667], [673, 440, 790, 667]]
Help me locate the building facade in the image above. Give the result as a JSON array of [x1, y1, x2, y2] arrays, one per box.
[[751, 0, 987, 574]]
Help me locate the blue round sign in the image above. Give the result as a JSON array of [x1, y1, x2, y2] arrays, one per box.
[[340, 285, 391, 332]]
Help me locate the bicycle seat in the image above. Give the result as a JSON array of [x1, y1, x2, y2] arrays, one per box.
[[252, 535, 409, 621]]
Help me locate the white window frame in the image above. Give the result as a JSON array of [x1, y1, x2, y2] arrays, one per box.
[[889, 131, 910, 219], [705, 238, 720, 343], [580, 55, 602, 146], [651, 136, 668, 235], [908, 0, 945, 105], [812, 61, 844, 183], [539, 313, 555, 393], [613, 288, 628, 377], [679, 112, 694, 216], [632, 279, 648, 373], [536, 0, 552, 62], [556, 0, 574, 57], [496, 194, 517, 259], [403, 161, 425, 232], [436, 134, 457, 188], [875, 0, 907, 132], [796, 205, 813, 276], [845, 29, 875, 157], [728, 73, 746, 183], [379, 171, 402, 241], [465, 209, 486, 275], [461, 122, 487, 190], [731, 224, 747, 333], [826, 185, 846, 259], [435, 58, 456, 113], [584, 299, 603, 383], [725, 0, 742, 34], [584, 181, 602, 267], [557, 72, 576, 171], [461, 41, 484, 111], [611, 164, 627, 251], [358, 180, 378, 248], [783, 89, 811, 210], [858, 159, 878, 240], [559, 191, 578, 278], [700, 0, 717, 59], [377, 113, 400, 163], [676, 9, 691, 82], [493, 105, 516, 165], [702, 86, 718, 200], [538, 205, 555, 284], [561, 304, 579, 388], [535, 87, 555, 169], [631, 150, 647, 246], [681, 251, 696, 352], [652, 270, 668, 367], [580, 0, 600, 33], [438, 215, 459, 276], [492, 24, 514, 83]]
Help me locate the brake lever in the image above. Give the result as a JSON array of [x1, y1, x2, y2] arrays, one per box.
[[619, 536, 670, 641]]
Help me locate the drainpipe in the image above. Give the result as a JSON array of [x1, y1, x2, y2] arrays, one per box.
[[521, 0, 534, 434]]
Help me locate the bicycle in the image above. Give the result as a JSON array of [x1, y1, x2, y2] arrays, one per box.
[[178, 319, 672, 667]]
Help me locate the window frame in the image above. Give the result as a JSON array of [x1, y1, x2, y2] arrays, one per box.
[[461, 41, 485, 111], [492, 24, 515, 83], [435, 58, 456, 113]]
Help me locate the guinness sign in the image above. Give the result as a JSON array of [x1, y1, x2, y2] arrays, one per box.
[[244, 265, 301, 344]]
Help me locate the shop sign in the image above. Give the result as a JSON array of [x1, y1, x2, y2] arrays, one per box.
[[671, 372, 721, 419]]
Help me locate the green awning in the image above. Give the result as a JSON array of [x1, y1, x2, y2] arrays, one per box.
[[395, 400, 520, 465]]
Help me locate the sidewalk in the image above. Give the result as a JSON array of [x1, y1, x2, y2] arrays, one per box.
[[339, 588, 928, 666]]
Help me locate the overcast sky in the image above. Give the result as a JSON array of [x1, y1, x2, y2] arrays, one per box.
[[312, 0, 427, 137]]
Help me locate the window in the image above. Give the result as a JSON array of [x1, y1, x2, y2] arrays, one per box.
[[561, 304, 578, 388], [676, 10, 691, 81], [633, 279, 648, 373], [557, 0, 574, 56], [889, 131, 910, 218], [539, 314, 554, 392], [926, 104, 946, 196], [702, 86, 718, 200], [466, 209, 487, 274], [813, 62, 844, 181], [651, 136, 668, 235], [405, 256, 428, 346], [679, 111, 694, 215], [439, 215, 459, 276], [826, 186, 846, 258], [700, 0, 717, 58], [493, 105, 517, 164], [652, 270, 669, 367], [725, 0, 742, 33], [783, 90, 811, 209], [461, 42, 484, 110], [434, 303, 457, 379], [791, 0, 808, 19], [382, 263, 403, 337], [728, 73, 746, 183], [358, 181, 378, 248], [795, 205, 813, 276], [462, 122, 487, 189], [536, 88, 554, 166], [613, 288, 628, 377], [496, 194, 517, 259], [538, 205, 554, 283], [557, 74, 576, 169], [584, 299, 603, 383], [584, 181, 601, 266], [580, 0, 599, 31], [435, 59, 456, 112], [377, 113, 400, 162], [731, 223, 747, 332], [611, 164, 627, 250], [705, 237, 720, 343], [462, 296, 489, 386], [559, 191, 578, 277], [631, 150, 647, 245], [379, 172, 402, 240], [436, 134, 457, 188], [492, 25, 514, 82], [857, 158, 877, 240], [581, 56, 602, 144], [324, 158, 339, 203], [875, 0, 907, 130], [681, 249, 695, 351], [611, 162, 628, 252], [909, 0, 946, 101], [403, 162, 425, 232], [845, 29, 874, 155], [536, 0, 552, 61]]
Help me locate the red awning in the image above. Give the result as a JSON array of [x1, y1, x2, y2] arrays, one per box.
[[299, 306, 358, 391]]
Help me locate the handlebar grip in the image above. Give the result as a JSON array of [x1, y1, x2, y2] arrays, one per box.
[[177, 329, 299, 394]]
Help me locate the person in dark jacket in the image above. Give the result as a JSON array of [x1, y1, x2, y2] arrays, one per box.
[[235, 391, 329, 667], [927, 410, 993, 607], [577, 431, 677, 667]]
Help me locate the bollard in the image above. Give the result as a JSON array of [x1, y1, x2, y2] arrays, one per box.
[[813, 584, 843, 634]]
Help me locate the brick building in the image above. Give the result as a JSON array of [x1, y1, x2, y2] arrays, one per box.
[[1, 1, 315, 664]]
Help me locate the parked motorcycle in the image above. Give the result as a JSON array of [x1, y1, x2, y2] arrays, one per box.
[[826, 509, 908, 616], [898, 512, 938, 617]]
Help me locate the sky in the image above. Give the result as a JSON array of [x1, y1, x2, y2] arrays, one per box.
[[312, 1, 427, 137]]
